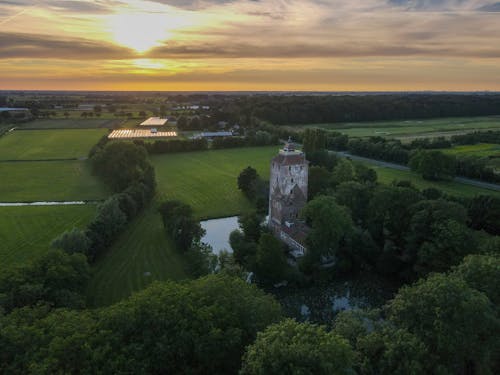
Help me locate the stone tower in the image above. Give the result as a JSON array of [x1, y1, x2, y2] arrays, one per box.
[[268, 138, 309, 256]]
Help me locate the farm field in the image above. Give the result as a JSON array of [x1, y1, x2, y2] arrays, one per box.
[[290, 116, 500, 139], [0, 161, 108, 202], [0, 205, 96, 272], [441, 143, 500, 172], [19, 118, 121, 129], [152, 146, 278, 219], [0, 129, 108, 160], [366, 163, 500, 198], [86, 206, 189, 307]]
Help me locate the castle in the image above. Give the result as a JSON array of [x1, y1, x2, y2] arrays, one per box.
[[268, 138, 309, 257]]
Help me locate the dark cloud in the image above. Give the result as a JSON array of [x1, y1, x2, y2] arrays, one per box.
[[0, 32, 135, 60], [0, 0, 119, 13], [388, 0, 467, 10], [147, 40, 500, 59], [477, 2, 500, 11]]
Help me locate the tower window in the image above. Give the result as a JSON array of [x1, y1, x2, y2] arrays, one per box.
[[291, 178, 294, 183]]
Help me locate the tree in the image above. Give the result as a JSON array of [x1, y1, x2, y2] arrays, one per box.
[[335, 181, 372, 225], [308, 166, 331, 199], [387, 273, 498, 373], [189, 116, 201, 129], [241, 319, 354, 375], [97, 275, 282, 374], [408, 150, 456, 181], [158, 200, 205, 251], [51, 227, 91, 255], [452, 254, 500, 307], [238, 166, 259, 199], [330, 158, 355, 186], [254, 233, 287, 284], [303, 128, 327, 154], [238, 211, 263, 242], [467, 195, 500, 235], [91, 141, 154, 192], [302, 196, 354, 262], [406, 199, 472, 276], [356, 328, 428, 375], [177, 115, 188, 129], [0, 250, 90, 312], [229, 229, 258, 269]]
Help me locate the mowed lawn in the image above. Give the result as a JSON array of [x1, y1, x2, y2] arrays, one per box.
[[86, 206, 190, 307], [0, 205, 96, 272], [0, 161, 108, 202], [152, 146, 278, 219], [0, 129, 107, 160]]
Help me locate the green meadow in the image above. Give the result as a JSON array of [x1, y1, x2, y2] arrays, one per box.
[[0, 205, 96, 272], [0, 129, 107, 160], [291, 116, 500, 139], [0, 161, 108, 202], [20, 118, 120, 129], [152, 146, 278, 219]]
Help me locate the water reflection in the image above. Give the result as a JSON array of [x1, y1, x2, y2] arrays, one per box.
[[200, 216, 239, 255]]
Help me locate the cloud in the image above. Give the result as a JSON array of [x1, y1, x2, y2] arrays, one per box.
[[477, 2, 500, 11], [0, 32, 135, 59]]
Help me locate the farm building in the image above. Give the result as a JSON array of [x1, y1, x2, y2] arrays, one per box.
[[140, 117, 168, 127], [196, 131, 233, 139], [108, 129, 177, 139]]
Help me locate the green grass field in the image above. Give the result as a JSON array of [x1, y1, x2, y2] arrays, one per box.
[[290, 116, 500, 139], [367, 164, 500, 198], [152, 146, 278, 219], [441, 143, 500, 172], [0, 205, 96, 272], [0, 161, 108, 202], [0, 129, 108, 160], [19, 118, 121, 129], [86, 206, 190, 307]]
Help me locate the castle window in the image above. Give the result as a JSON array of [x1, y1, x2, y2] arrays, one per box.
[[289, 166, 291, 171], [291, 178, 294, 183]]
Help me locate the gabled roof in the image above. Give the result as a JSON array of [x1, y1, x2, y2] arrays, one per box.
[[272, 153, 307, 166]]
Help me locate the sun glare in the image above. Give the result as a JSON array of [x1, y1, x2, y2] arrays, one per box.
[[108, 12, 173, 53]]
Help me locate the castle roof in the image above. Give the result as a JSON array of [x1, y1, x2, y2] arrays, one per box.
[[272, 153, 307, 166]]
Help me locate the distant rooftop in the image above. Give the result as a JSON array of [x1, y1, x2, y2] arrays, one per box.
[[140, 117, 168, 126], [199, 131, 233, 138], [108, 129, 177, 139]]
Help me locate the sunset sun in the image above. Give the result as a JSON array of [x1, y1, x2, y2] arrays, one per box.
[[108, 12, 173, 53]]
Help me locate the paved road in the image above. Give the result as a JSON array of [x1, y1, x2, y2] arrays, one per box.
[[335, 151, 500, 192]]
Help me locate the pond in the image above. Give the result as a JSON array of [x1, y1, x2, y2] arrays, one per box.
[[270, 274, 397, 326], [200, 216, 239, 255]]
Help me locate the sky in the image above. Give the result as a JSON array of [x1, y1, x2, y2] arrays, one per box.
[[0, 0, 499, 91]]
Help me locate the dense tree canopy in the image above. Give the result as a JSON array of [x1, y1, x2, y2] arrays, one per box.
[[241, 319, 354, 375]]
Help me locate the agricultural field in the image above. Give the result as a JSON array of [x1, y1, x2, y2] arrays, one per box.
[[0, 129, 108, 160], [290, 116, 500, 140], [441, 143, 500, 172], [0, 161, 108, 202], [367, 163, 500, 198], [0, 205, 96, 272], [19, 118, 122, 129], [152, 146, 278, 219]]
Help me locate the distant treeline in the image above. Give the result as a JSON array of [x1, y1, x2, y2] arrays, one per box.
[[243, 94, 500, 125]]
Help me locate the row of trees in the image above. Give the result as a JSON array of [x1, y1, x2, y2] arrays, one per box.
[[244, 94, 500, 125], [140, 138, 208, 154], [51, 141, 156, 262]]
